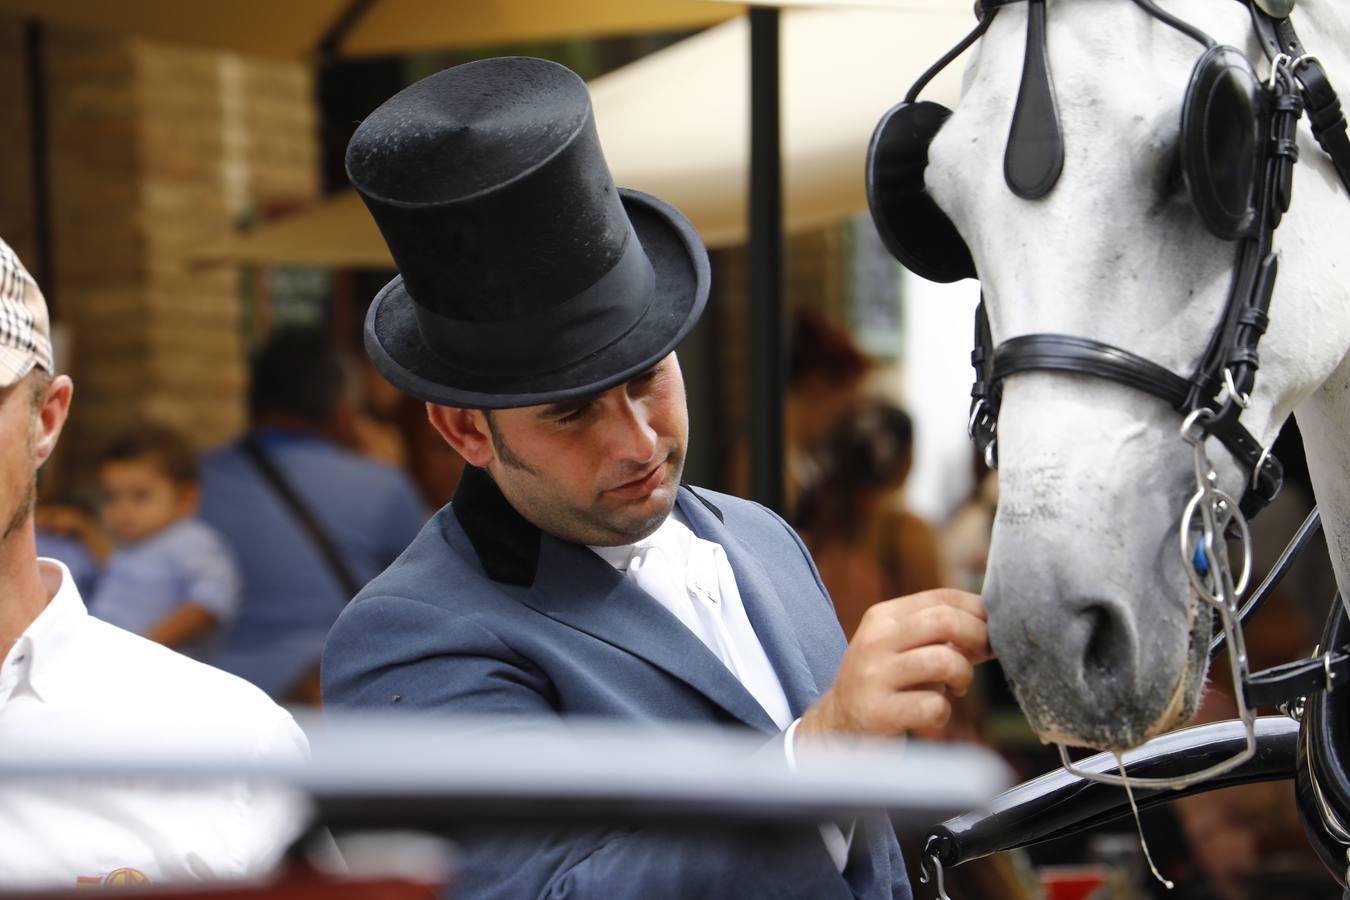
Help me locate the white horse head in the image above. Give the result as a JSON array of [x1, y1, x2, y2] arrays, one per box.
[[924, 0, 1350, 750]]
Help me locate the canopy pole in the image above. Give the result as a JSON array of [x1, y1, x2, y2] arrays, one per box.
[[24, 20, 54, 316], [748, 7, 785, 514], [316, 0, 378, 61]]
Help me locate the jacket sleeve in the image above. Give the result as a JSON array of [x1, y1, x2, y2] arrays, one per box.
[[321, 594, 862, 900]]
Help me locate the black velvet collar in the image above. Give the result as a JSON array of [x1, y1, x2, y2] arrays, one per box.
[[451, 465, 723, 587]]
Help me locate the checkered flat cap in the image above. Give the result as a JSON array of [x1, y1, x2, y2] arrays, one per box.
[[0, 238, 53, 388]]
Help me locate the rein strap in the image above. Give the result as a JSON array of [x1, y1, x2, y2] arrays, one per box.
[[1251, 8, 1350, 196]]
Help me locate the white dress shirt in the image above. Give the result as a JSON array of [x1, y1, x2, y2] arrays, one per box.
[[0, 559, 310, 890], [590, 509, 852, 870]]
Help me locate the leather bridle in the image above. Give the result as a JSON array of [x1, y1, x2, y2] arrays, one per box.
[[967, 0, 1350, 520]]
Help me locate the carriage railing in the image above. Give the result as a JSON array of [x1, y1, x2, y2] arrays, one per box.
[[0, 714, 1014, 897], [0, 714, 1011, 829]]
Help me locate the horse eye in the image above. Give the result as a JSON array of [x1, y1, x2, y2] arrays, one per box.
[[1159, 150, 1186, 201]]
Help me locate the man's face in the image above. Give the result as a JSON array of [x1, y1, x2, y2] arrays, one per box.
[[0, 379, 39, 542], [479, 354, 689, 546]]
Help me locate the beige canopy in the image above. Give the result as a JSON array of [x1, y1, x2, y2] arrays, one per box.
[[0, 0, 741, 58], [196, 3, 974, 266]]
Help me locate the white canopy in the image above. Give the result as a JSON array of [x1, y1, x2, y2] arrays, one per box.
[[0, 0, 740, 59], [195, 3, 976, 265]]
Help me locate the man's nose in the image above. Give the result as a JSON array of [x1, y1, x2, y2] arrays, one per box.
[[608, 397, 658, 463]]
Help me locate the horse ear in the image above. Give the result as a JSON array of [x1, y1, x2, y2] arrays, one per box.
[[1181, 45, 1261, 240], [866, 99, 977, 284]]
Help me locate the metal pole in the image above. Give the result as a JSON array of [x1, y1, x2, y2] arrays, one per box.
[[748, 7, 785, 514], [24, 20, 54, 315]]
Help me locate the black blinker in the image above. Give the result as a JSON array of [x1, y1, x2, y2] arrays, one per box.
[[1182, 46, 1261, 239], [866, 100, 977, 284]]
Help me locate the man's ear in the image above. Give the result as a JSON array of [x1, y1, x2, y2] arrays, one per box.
[[426, 403, 493, 468], [34, 374, 72, 470]]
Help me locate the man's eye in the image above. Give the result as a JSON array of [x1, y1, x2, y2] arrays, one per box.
[[556, 406, 589, 425], [630, 369, 661, 393]]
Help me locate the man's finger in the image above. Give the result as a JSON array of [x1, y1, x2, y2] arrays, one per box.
[[873, 589, 986, 621], [879, 645, 975, 696], [858, 589, 986, 638], [877, 690, 954, 734], [858, 600, 991, 661]]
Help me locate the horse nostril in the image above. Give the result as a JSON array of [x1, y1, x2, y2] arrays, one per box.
[[1081, 602, 1127, 678]]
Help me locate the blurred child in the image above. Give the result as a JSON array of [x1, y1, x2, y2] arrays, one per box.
[[86, 425, 241, 659]]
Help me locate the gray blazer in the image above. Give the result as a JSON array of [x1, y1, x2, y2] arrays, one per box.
[[323, 467, 911, 899]]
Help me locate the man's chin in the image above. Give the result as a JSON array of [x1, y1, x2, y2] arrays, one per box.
[[616, 489, 677, 538], [593, 481, 678, 544]]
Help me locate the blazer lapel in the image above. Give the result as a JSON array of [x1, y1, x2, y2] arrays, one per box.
[[523, 533, 781, 733], [679, 495, 897, 889], [677, 491, 821, 718]]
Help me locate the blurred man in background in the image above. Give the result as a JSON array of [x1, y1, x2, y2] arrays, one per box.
[[200, 329, 425, 704]]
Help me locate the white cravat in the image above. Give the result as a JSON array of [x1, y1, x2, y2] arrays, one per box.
[[590, 509, 852, 871], [623, 514, 793, 729]]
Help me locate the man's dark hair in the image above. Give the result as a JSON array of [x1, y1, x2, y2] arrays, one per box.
[[248, 329, 345, 426], [480, 408, 538, 474], [98, 424, 200, 485]]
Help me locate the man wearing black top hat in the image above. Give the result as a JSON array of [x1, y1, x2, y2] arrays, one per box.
[[323, 57, 989, 899]]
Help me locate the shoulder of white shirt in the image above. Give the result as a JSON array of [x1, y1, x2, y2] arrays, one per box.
[[23, 558, 307, 760]]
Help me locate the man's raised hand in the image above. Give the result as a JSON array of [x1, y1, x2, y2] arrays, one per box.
[[798, 589, 992, 740]]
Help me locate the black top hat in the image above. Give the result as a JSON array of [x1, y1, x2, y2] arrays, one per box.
[[348, 57, 710, 409]]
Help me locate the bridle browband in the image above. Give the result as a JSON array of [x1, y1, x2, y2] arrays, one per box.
[[960, 0, 1350, 518]]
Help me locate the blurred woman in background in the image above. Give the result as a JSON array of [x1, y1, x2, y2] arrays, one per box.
[[797, 399, 944, 639]]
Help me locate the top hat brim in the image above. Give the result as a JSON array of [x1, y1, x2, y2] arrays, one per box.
[[364, 188, 709, 409]]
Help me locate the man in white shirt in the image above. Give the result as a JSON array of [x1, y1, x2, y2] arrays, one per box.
[[325, 58, 991, 899], [0, 237, 309, 889]]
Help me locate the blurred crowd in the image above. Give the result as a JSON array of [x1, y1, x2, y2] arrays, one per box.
[[34, 311, 997, 713], [34, 329, 437, 706]]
